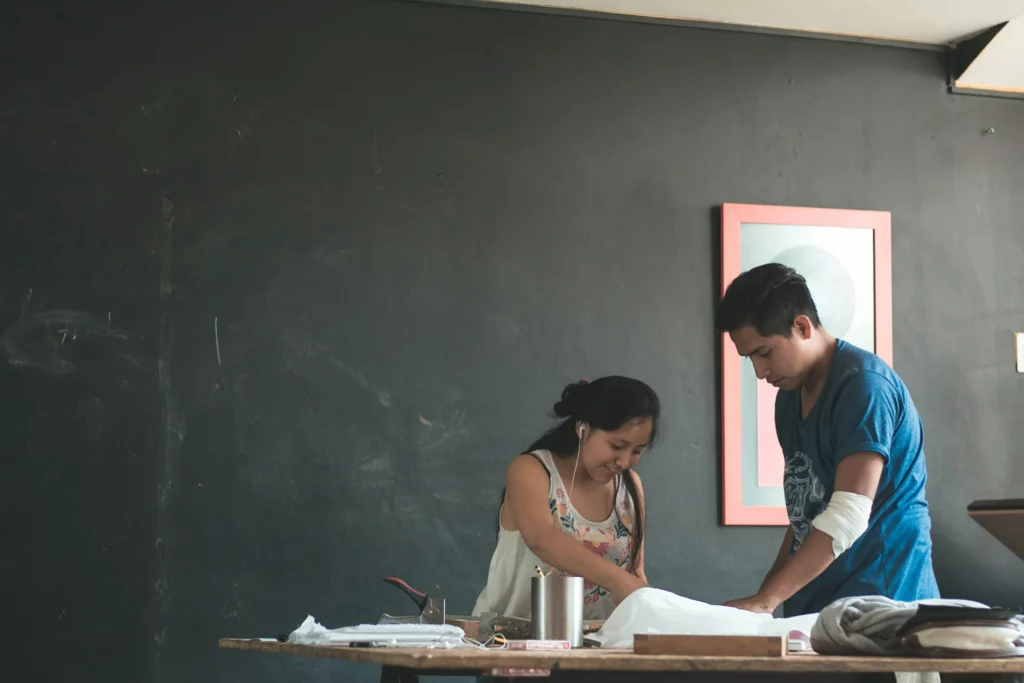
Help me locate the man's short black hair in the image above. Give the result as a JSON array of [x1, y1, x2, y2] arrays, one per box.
[[717, 263, 822, 337]]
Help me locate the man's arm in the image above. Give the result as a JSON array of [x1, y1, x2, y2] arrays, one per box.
[[725, 452, 884, 613], [727, 369, 900, 614], [758, 526, 795, 593]]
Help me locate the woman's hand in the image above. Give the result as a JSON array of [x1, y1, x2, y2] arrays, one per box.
[[610, 571, 648, 605]]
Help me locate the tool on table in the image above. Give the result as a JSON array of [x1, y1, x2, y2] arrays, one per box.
[[376, 577, 446, 625], [478, 611, 533, 641]]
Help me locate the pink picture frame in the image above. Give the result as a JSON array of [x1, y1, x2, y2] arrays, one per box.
[[721, 203, 893, 526]]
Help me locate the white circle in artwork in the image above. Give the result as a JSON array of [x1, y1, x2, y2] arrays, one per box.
[[773, 245, 856, 339]]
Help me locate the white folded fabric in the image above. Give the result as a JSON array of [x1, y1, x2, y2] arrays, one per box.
[[287, 615, 465, 647], [592, 587, 818, 649], [912, 625, 1021, 652]]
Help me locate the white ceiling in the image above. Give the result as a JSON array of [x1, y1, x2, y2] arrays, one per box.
[[483, 0, 1024, 94], [956, 16, 1024, 92], [489, 0, 1024, 45]]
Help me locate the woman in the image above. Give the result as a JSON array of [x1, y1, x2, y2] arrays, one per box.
[[472, 376, 659, 620]]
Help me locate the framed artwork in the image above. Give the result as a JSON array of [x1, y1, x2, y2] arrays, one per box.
[[720, 203, 892, 526]]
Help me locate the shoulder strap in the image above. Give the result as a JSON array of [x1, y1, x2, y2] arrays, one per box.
[[527, 450, 552, 478]]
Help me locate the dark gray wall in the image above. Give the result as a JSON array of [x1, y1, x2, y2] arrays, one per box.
[[1, 0, 1022, 681]]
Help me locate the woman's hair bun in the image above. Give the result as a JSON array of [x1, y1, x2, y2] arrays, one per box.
[[553, 379, 589, 418]]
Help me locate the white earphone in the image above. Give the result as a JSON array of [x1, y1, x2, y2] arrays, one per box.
[[569, 422, 586, 499]]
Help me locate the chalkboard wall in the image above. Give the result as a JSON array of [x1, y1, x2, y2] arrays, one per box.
[[2, 0, 1023, 681]]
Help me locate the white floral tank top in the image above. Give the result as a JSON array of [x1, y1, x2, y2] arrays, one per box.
[[472, 449, 635, 620]]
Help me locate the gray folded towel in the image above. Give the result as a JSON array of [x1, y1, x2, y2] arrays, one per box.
[[810, 596, 1024, 683], [811, 596, 989, 656]]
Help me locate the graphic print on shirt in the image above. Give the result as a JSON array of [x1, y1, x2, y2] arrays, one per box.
[[549, 487, 632, 607], [784, 450, 827, 550]]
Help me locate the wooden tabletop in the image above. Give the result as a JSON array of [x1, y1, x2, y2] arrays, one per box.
[[219, 638, 1024, 674]]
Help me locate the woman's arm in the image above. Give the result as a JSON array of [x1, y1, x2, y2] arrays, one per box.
[[505, 454, 646, 604]]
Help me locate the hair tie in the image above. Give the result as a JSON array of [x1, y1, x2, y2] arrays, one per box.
[[579, 378, 589, 384]]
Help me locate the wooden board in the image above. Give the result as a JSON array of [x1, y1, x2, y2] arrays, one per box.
[[446, 617, 482, 640], [634, 634, 787, 657], [219, 638, 1024, 673]]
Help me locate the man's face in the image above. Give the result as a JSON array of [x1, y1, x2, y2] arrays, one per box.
[[729, 320, 814, 391]]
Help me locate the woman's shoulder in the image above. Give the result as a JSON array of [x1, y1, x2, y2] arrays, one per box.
[[517, 449, 556, 467], [507, 451, 552, 478]]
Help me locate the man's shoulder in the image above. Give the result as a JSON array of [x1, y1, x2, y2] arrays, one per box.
[[832, 341, 906, 397]]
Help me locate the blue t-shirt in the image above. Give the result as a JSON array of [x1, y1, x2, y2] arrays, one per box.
[[776, 340, 939, 616]]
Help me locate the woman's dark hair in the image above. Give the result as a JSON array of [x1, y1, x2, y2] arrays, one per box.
[[520, 376, 660, 574]]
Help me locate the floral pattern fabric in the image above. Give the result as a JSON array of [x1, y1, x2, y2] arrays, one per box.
[[548, 484, 633, 608]]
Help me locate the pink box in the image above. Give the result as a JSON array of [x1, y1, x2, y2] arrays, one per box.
[[506, 640, 571, 650]]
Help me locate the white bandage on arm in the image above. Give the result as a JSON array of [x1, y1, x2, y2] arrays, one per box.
[[810, 491, 873, 558]]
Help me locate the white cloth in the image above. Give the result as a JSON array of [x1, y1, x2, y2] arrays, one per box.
[[472, 450, 633, 620], [913, 625, 1022, 651], [811, 491, 873, 557], [591, 587, 818, 649], [287, 615, 466, 647]]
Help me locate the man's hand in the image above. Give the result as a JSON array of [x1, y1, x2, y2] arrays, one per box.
[[724, 593, 780, 614]]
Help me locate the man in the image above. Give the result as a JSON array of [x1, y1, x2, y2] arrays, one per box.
[[717, 263, 939, 616]]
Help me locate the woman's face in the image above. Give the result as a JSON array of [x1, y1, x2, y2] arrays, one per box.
[[579, 417, 653, 483]]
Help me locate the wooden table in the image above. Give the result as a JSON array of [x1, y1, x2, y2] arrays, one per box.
[[219, 638, 1024, 682]]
